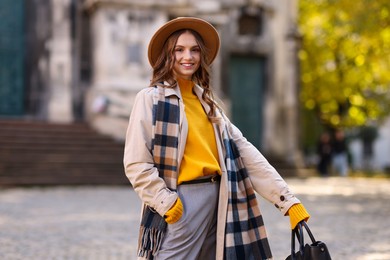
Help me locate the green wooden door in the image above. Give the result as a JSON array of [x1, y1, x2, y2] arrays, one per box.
[[229, 55, 266, 149], [0, 0, 25, 116]]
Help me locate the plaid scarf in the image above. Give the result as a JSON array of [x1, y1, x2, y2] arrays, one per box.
[[137, 86, 179, 259], [138, 86, 272, 259], [222, 123, 272, 259]]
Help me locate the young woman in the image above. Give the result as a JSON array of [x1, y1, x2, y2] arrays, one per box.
[[124, 17, 310, 260]]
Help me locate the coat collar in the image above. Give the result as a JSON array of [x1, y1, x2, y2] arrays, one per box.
[[161, 81, 202, 101], [163, 84, 181, 98]]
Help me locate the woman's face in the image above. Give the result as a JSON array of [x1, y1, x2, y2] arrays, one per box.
[[173, 31, 201, 80]]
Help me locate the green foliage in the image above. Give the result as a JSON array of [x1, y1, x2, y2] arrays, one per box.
[[298, 0, 390, 129]]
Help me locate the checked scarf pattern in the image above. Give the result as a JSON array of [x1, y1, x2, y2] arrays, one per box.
[[138, 85, 272, 259], [137, 86, 179, 259], [222, 123, 272, 259]]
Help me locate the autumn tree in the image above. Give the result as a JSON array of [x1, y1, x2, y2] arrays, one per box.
[[298, 0, 390, 133]]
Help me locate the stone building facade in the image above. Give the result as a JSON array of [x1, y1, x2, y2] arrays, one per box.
[[1, 0, 304, 170], [2, 0, 389, 174]]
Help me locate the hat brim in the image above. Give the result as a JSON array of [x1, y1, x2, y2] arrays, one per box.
[[148, 17, 220, 67]]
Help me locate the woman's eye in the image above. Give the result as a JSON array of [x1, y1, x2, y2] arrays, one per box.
[[175, 48, 183, 52]]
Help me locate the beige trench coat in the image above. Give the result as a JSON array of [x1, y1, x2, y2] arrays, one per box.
[[123, 83, 300, 260]]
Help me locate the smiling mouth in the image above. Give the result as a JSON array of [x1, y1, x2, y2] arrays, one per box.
[[181, 63, 194, 68]]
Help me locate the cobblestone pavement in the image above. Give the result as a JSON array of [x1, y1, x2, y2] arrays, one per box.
[[0, 177, 389, 260]]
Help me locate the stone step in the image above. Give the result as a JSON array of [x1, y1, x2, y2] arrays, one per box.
[[0, 119, 128, 186]]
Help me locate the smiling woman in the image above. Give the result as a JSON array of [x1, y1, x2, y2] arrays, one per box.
[[172, 31, 201, 80], [123, 17, 310, 260]]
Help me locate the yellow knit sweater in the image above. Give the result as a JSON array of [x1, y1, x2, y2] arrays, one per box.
[[176, 77, 221, 184]]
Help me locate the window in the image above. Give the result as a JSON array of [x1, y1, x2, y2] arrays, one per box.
[[238, 7, 263, 36], [128, 42, 142, 64]]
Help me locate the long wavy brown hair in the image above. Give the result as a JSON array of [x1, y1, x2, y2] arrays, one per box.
[[149, 29, 217, 118]]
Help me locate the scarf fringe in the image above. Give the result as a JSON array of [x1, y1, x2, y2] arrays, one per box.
[[137, 226, 165, 259]]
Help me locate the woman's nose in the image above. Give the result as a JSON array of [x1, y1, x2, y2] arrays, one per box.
[[183, 49, 192, 59]]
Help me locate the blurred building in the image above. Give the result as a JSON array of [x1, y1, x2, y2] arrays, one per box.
[[1, 0, 304, 176]]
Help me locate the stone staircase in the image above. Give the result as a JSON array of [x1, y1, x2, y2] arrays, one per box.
[[0, 119, 129, 186]]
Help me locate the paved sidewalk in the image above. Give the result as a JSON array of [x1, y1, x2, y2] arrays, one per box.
[[0, 177, 389, 260]]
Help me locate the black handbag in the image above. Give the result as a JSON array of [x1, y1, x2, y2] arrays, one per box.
[[286, 221, 332, 260]]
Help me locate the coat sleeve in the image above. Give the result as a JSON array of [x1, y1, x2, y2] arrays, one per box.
[[123, 88, 177, 217], [225, 117, 300, 215]]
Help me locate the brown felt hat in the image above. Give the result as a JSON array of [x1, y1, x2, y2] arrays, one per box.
[[148, 17, 220, 67]]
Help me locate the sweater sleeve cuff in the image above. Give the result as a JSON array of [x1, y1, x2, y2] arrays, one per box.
[[164, 198, 183, 224], [288, 203, 310, 230]]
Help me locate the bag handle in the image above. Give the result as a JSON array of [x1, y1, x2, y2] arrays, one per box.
[[290, 221, 305, 260], [300, 220, 317, 244], [289, 221, 332, 260], [291, 220, 319, 259]]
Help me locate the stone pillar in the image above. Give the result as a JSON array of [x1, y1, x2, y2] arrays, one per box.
[[48, 0, 73, 123], [281, 0, 302, 166], [258, 0, 303, 171]]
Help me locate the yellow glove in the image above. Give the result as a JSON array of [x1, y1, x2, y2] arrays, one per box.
[[164, 198, 183, 224], [288, 203, 310, 230]]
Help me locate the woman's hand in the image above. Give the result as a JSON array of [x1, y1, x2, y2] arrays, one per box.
[[287, 203, 310, 229], [164, 198, 183, 224]]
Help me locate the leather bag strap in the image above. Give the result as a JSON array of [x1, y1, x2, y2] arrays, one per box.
[[301, 220, 317, 244], [291, 221, 305, 260]]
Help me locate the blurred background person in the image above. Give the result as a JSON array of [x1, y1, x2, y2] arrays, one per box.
[[332, 129, 349, 177], [317, 132, 332, 177]]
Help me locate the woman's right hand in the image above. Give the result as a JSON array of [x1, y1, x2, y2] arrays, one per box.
[[164, 198, 183, 224]]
